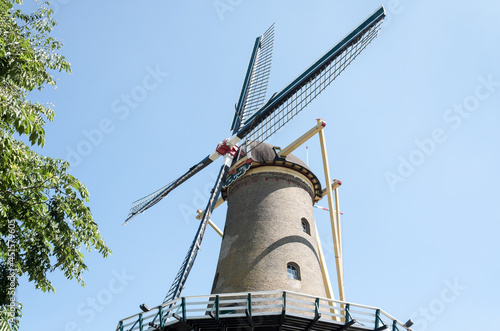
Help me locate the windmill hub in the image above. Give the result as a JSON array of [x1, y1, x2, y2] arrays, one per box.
[[215, 138, 239, 157]]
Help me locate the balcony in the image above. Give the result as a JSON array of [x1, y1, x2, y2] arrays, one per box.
[[116, 290, 411, 331]]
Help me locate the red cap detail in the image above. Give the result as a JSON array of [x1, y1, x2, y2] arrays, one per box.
[[216, 138, 238, 157]]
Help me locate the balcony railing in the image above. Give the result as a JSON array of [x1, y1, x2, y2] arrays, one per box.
[[116, 290, 411, 331]]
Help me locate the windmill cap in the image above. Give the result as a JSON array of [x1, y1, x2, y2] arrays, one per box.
[[247, 141, 309, 170], [223, 141, 322, 200]]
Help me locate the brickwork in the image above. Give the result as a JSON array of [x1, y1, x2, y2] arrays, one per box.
[[211, 165, 326, 298]]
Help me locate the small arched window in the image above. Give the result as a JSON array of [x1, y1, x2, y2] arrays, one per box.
[[301, 218, 310, 235], [287, 263, 300, 280]]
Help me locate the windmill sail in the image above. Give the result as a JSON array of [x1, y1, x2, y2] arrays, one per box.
[[230, 24, 275, 134], [236, 6, 385, 151], [123, 6, 385, 226], [120, 6, 387, 323], [123, 153, 218, 225], [162, 155, 233, 305]]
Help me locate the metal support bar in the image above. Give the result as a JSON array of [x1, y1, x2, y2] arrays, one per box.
[[306, 298, 321, 331], [215, 295, 220, 320], [173, 313, 196, 330], [182, 297, 187, 322], [339, 319, 356, 331], [278, 120, 326, 157], [392, 320, 399, 331], [317, 118, 345, 302], [345, 304, 352, 322], [158, 306, 164, 328], [209, 296, 226, 329], [375, 309, 388, 331], [318, 179, 342, 199], [306, 314, 321, 330], [278, 291, 286, 331], [315, 298, 320, 317], [278, 311, 285, 331], [245, 293, 253, 329], [139, 314, 143, 331], [147, 323, 161, 331], [208, 313, 226, 330]]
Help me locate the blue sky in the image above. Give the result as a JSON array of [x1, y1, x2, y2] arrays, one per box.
[[17, 1, 500, 330]]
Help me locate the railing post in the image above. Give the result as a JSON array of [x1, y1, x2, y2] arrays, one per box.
[[375, 309, 380, 329], [315, 297, 320, 319], [159, 306, 164, 327], [392, 320, 399, 331], [345, 303, 351, 322], [247, 293, 252, 318], [182, 297, 187, 322], [215, 295, 220, 320], [139, 313, 143, 331], [118, 321, 123, 331], [282, 291, 287, 312]]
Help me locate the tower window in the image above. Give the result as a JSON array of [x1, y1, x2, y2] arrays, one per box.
[[287, 263, 300, 280], [301, 218, 310, 235]]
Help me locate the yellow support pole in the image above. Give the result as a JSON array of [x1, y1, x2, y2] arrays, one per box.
[[334, 186, 343, 261], [316, 119, 345, 302], [196, 198, 225, 220], [278, 120, 326, 157], [208, 219, 223, 238], [197, 121, 327, 222], [196, 209, 224, 238], [317, 179, 342, 200], [315, 225, 340, 321]]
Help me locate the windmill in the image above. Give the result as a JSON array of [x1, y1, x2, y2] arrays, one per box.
[[117, 5, 413, 331]]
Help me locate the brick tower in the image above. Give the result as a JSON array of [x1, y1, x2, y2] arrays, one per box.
[[211, 142, 326, 297]]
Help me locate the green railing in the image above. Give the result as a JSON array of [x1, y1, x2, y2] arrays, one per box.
[[116, 290, 410, 331]]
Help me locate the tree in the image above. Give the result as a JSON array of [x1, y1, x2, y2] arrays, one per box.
[[0, 1, 111, 329]]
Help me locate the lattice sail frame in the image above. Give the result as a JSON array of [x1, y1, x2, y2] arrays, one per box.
[[231, 24, 275, 134], [123, 156, 212, 225], [238, 12, 384, 153], [119, 6, 387, 324], [123, 7, 385, 226]]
